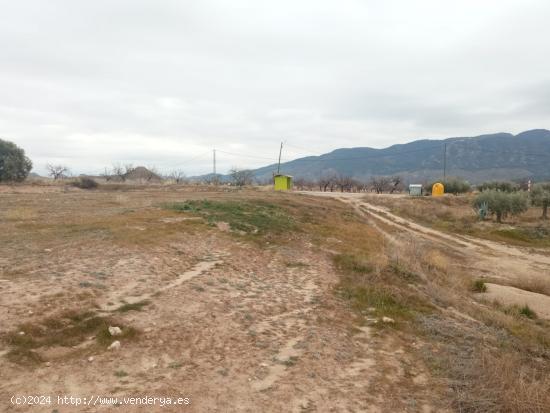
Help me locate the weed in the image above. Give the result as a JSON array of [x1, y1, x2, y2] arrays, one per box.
[[282, 356, 299, 367], [333, 254, 372, 275], [471, 279, 487, 293], [162, 199, 296, 237], [519, 305, 537, 319], [115, 300, 150, 313], [114, 370, 128, 377]]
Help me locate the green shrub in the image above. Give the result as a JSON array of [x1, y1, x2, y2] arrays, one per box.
[[519, 305, 537, 319], [0, 139, 32, 182], [471, 279, 487, 293]]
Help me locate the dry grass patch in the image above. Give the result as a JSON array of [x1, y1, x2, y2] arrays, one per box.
[[2, 309, 139, 365]]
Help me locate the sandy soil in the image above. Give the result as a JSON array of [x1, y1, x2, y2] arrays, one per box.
[[0, 188, 446, 412]]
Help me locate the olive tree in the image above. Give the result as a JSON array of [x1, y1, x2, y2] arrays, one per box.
[[442, 178, 471, 195], [478, 181, 519, 193], [0, 139, 33, 182], [473, 190, 528, 223], [531, 183, 550, 219]]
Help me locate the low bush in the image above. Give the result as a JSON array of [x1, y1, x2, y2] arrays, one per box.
[[72, 177, 98, 189]]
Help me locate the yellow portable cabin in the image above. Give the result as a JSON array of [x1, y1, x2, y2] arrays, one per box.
[[432, 182, 445, 197], [274, 175, 293, 191]]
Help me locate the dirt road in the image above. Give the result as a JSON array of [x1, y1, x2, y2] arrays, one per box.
[[305, 192, 550, 320]]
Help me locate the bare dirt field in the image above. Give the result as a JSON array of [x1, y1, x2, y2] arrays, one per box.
[[1, 186, 549, 412]]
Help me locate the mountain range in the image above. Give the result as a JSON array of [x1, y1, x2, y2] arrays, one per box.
[[218, 129, 550, 184]]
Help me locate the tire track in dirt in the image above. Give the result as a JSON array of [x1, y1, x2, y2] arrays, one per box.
[[307, 192, 550, 320], [100, 252, 227, 313], [307, 192, 550, 284]]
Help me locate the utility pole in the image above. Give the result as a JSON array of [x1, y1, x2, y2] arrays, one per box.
[[443, 143, 447, 181], [213, 149, 217, 185], [277, 142, 283, 175]]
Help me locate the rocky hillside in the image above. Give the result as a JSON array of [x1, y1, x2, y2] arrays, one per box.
[[248, 129, 550, 184]]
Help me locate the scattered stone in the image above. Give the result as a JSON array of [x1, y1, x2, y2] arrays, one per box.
[[108, 326, 122, 336], [260, 363, 268, 367], [18, 331, 25, 336], [382, 316, 395, 323], [45, 362, 51, 367], [144, 327, 152, 333], [88, 356, 94, 362], [44, 249, 52, 252], [28, 310, 33, 315], [108, 341, 121, 351]]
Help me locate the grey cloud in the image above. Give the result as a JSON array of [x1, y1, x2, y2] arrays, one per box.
[[1, 0, 549, 175]]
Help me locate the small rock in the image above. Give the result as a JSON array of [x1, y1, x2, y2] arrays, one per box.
[[108, 326, 122, 336], [45, 362, 51, 367], [260, 363, 268, 367], [18, 331, 25, 336], [144, 327, 152, 333], [28, 310, 33, 315], [44, 249, 52, 253], [108, 341, 121, 350], [382, 316, 395, 323], [88, 356, 94, 362]]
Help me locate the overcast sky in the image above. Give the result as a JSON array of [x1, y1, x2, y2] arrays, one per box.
[[1, 0, 549, 175]]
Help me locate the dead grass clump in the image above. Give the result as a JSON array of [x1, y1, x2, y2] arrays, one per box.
[[455, 349, 549, 412], [420, 314, 550, 413], [422, 249, 450, 273], [333, 253, 373, 275], [508, 278, 550, 297]]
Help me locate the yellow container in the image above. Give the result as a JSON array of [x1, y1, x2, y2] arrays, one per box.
[[274, 175, 293, 191], [432, 182, 445, 196]]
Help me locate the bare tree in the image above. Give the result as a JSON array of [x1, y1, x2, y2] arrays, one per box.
[[46, 164, 70, 180], [111, 164, 126, 182], [145, 165, 160, 182], [319, 172, 338, 192], [111, 163, 136, 182], [336, 175, 355, 192], [389, 176, 403, 194], [169, 170, 187, 184], [370, 176, 391, 194], [229, 167, 254, 187], [101, 167, 113, 182]]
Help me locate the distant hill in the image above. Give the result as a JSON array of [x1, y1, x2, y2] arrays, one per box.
[[124, 166, 161, 182], [213, 129, 550, 184]]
